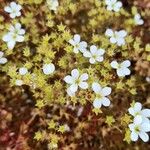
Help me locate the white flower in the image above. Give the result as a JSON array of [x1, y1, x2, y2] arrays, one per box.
[[83, 45, 105, 64], [15, 79, 23, 86], [129, 117, 150, 142], [2, 23, 25, 50], [19, 67, 28, 75], [146, 77, 150, 83], [0, 51, 7, 64], [128, 102, 150, 124], [92, 82, 112, 108], [134, 13, 144, 25], [43, 63, 55, 75], [4, 2, 22, 18], [111, 60, 131, 77], [64, 69, 88, 94], [105, 29, 127, 46], [69, 34, 87, 53], [47, 0, 59, 11], [105, 0, 122, 12]]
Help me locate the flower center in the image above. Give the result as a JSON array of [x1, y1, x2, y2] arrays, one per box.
[[75, 79, 81, 84], [96, 94, 103, 99], [134, 126, 140, 133]]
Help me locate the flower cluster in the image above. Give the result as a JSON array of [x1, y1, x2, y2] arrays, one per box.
[[128, 102, 150, 142]]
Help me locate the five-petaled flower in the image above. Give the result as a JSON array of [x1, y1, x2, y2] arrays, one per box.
[[105, 29, 127, 46], [111, 60, 131, 77], [47, 0, 59, 11], [105, 0, 122, 12], [64, 69, 89, 95], [69, 34, 87, 53], [92, 82, 112, 108], [129, 117, 150, 142], [0, 51, 7, 64], [83, 45, 105, 64], [128, 102, 150, 124], [4, 2, 22, 18], [134, 13, 144, 25], [2, 23, 25, 50]]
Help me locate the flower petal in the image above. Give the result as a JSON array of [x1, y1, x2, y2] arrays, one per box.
[[121, 60, 131, 67], [4, 6, 12, 13], [139, 132, 149, 142], [128, 108, 135, 116], [83, 51, 92, 58], [64, 75, 74, 84], [141, 109, 150, 118], [92, 82, 101, 94], [93, 98, 102, 108], [133, 115, 142, 125], [79, 73, 88, 81], [110, 60, 118, 69], [90, 45, 97, 54], [134, 102, 142, 112], [117, 68, 125, 77], [69, 84, 78, 93], [101, 87, 112, 96], [96, 56, 103, 62], [141, 123, 150, 132], [74, 34, 80, 44], [71, 69, 79, 79], [67, 87, 75, 97], [79, 82, 88, 89], [101, 97, 111, 107], [97, 49, 105, 55], [0, 58, 7, 64], [110, 37, 117, 43], [7, 41, 16, 50], [105, 29, 113, 37], [89, 57, 96, 64], [131, 131, 138, 141]]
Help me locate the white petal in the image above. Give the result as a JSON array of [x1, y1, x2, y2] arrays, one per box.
[[141, 109, 150, 118], [131, 131, 138, 141], [19, 67, 28, 75], [113, 2, 122, 12], [121, 60, 131, 67], [74, 34, 80, 44], [89, 57, 96, 64], [71, 69, 79, 79], [92, 82, 101, 94], [93, 98, 102, 108], [0, 58, 7, 64], [15, 23, 21, 30], [64, 75, 74, 84], [69, 39, 75, 46], [79, 73, 88, 81], [139, 132, 149, 142], [7, 41, 16, 50], [16, 35, 24, 42], [96, 56, 103, 62], [133, 115, 142, 125], [117, 68, 125, 77], [141, 123, 150, 132], [105, 29, 114, 37], [43, 63, 55, 75], [2, 33, 12, 42], [83, 51, 92, 58], [116, 38, 125, 46], [110, 60, 118, 69], [10, 13, 16, 18], [18, 29, 25, 35], [0, 51, 4, 58], [118, 30, 127, 37], [101, 87, 112, 96], [73, 47, 79, 53], [90, 45, 97, 54], [101, 97, 111, 107], [128, 108, 135, 116], [69, 84, 78, 93], [97, 49, 105, 55], [79, 41, 87, 48], [4, 6, 12, 13], [121, 67, 131, 76], [79, 82, 88, 89], [67, 87, 75, 97], [129, 123, 135, 131], [10, 2, 17, 8], [134, 102, 142, 112], [110, 37, 117, 43]]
